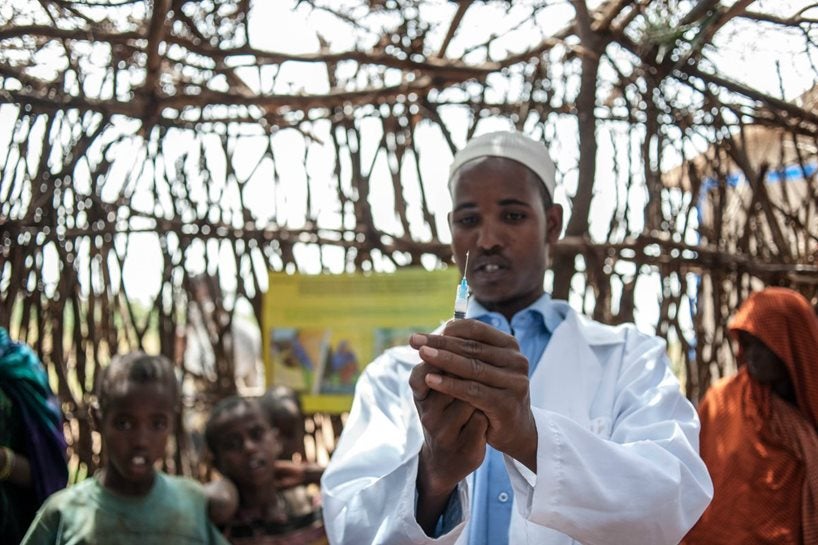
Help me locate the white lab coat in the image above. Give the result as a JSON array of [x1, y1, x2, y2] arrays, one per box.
[[321, 304, 713, 545]]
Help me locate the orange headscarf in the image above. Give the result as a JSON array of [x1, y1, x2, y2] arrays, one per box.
[[683, 287, 818, 545]]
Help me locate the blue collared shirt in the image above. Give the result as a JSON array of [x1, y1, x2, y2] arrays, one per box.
[[432, 293, 565, 543], [467, 293, 564, 545]]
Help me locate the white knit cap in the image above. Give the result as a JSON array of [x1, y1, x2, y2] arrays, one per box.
[[448, 131, 556, 199]]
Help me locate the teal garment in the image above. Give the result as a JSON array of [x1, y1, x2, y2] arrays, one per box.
[[21, 472, 229, 545], [0, 328, 62, 435], [0, 327, 68, 544]]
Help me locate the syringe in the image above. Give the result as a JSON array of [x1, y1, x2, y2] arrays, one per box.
[[453, 251, 470, 320]]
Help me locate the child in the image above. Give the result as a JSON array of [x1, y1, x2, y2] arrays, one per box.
[[259, 385, 324, 490], [204, 396, 327, 544], [22, 351, 228, 545], [258, 386, 324, 520], [259, 385, 306, 462]]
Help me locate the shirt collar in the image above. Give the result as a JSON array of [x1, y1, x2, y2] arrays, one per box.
[[466, 292, 565, 334]]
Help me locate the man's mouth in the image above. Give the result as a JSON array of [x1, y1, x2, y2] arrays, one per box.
[[472, 257, 510, 276]]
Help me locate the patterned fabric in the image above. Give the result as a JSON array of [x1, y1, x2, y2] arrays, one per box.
[[221, 509, 328, 545], [0, 327, 68, 543], [683, 287, 818, 545]]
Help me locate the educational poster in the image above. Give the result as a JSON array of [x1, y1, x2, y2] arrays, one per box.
[[263, 268, 459, 413]]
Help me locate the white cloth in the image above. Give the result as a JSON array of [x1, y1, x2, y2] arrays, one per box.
[[447, 131, 557, 198], [321, 304, 713, 545]]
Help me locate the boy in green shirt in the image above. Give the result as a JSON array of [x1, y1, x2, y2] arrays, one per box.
[[22, 352, 228, 545]]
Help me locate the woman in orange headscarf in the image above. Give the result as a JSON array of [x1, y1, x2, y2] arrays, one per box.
[[683, 287, 818, 545]]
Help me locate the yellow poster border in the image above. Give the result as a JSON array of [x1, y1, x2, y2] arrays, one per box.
[[262, 267, 459, 413]]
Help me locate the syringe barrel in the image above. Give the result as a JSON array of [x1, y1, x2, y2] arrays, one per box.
[[453, 282, 469, 319]]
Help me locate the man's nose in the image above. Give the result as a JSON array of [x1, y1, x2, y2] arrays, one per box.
[[476, 221, 502, 250]]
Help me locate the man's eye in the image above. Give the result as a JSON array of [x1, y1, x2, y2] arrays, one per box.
[[454, 215, 478, 226], [505, 211, 526, 221], [250, 426, 266, 441]]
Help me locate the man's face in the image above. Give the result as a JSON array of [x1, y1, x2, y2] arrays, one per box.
[[211, 403, 282, 489], [449, 157, 562, 319], [98, 382, 175, 496]]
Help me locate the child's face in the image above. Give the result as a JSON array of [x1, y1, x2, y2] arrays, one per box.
[[275, 401, 305, 461], [212, 403, 282, 490], [98, 381, 176, 496]]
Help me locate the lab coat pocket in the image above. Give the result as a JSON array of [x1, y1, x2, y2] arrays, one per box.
[[588, 416, 612, 438]]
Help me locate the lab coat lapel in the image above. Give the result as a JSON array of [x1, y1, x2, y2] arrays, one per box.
[[529, 308, 602, 426]]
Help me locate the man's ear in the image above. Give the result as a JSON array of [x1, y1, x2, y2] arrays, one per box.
[[545, 204, 563, 244]]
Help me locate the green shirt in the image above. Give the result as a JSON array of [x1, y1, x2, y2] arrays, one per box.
[[21, 472, 229, 545]]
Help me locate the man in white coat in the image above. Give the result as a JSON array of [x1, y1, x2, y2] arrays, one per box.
[[321, 131, 713, 545]]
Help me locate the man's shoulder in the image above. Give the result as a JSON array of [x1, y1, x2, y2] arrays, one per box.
[[383, 344, 421, 365], [565, 309, 643, 346], [361, 345, 419, 384]]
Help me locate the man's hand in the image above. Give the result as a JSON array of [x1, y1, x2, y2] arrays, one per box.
[[412, 320, 538, 472], [409, 342, 489, 535]]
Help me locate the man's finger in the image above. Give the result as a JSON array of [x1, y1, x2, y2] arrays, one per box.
[[418, 342, 528, 377], [409, 361, 435, 401], [425, 372, 513, 415], [442, 319, 520, 349], [464, 409, 489, 438]]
